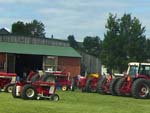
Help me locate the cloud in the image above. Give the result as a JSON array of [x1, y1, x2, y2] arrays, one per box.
[[0, 0, 42, 4], [43, 13, 106, 41], [1, 0, 150, 41], [38, 7, 83, 17], [58, 0, 130, 9], [0, 17, 32, 31], [37, 2, 110, 41], [38, 7, 72, 16]]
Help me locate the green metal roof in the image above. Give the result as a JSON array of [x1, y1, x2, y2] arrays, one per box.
[[0, 42, 81, 57]]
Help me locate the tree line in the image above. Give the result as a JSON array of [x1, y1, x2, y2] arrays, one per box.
[[11, 13, 150, 73], [68, 13, 150, 73], [12, 19, 45, 38]]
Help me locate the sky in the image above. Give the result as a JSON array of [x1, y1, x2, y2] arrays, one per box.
[[0, 0, 150, 41]]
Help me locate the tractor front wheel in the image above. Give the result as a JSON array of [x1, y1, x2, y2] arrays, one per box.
[[5, 84, 14, 93], [132, 78, 149, 99], [61, 85, 67, 91], [51, 94, 59, 101], [21, 84, 37, 100]]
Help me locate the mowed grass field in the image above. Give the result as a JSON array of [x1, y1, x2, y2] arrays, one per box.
[[0, 90, 150, 113]]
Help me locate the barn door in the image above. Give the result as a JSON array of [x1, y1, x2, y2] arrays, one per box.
[[7, 54, 15, 73], [0, 53, 6, 72]]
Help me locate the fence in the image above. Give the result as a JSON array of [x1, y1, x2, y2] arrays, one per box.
[[0, 35, 69, 47]]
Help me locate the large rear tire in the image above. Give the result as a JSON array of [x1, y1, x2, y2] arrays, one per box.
[[96, 77, 107, 94], [21, 84, 37, 100], [109, 77, 120, 96], [132, 78, 149, 99], [115, 78, 125, 96], [85, 78, 96, 93]]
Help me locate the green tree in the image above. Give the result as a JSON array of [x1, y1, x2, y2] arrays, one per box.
[[12, 19, 46, 38], [67, 35, 79, 49], [101, 14, 120, 71], [12, 21, 26, 36], [83, 36, 102, 57], [145, 39, 150, 60], [120, 14, 146, 62], [101, 13, 146, 72]]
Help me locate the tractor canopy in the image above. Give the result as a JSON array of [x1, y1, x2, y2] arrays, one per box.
[[127, 62, 150, 78]]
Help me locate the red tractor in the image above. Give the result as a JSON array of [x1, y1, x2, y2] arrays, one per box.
[[96, 73, 115, 94], [70, 73, 100, 92], [96, 72, 124, 95], [0, 72, 16, 93], [115, 62, 150, 99], [49, 71, 71, 91], [70, 75, 86, 91], [12, 72, 59, 101]]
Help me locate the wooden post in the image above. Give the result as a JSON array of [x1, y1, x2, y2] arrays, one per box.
[[5, 53, 7, 72]]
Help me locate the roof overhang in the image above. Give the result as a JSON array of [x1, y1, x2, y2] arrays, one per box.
[[0, 42, 81, 58]]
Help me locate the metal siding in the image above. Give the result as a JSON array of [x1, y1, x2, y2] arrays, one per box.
[[0, 42, 81, 57]]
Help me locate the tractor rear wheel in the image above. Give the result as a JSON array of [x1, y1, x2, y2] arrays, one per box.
[[115, 78, 125, 96], [85, 78, 96, 93], [96, 77, 107, 94], [21, 84, 37, 100], [109, 77, 120, 96], [5, 84, 14, 93], [132, 78, 149, 99]]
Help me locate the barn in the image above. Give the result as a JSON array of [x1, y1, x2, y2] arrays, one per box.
[[0, 29, 81, 77]]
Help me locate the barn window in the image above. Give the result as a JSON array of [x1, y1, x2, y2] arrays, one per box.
[[43, 56, 58, 71]]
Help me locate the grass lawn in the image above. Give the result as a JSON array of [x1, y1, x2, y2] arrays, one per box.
[[0, 90, 150, 113]]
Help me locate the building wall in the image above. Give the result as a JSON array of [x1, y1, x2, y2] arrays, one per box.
[[1, 53, 81, 77], [0, 53, 6, 71], [58, 57, 81, 77], [80, 52, 101, 75]]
